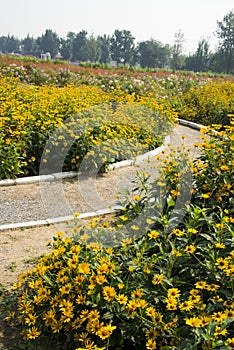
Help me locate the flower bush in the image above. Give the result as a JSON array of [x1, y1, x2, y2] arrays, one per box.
[[2, 118, 233, 349], [179, 82, 234, 126], [0, 76, 176, 179]]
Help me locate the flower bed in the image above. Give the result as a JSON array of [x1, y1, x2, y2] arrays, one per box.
[[0, 59, 234, 349], [1, 119, 233, 349], [0, 76, 176, 179]]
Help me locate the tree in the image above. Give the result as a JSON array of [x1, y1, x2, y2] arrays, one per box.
[[137, 39, 171, 68], [60, 37, 73, 61], [97, 35, 111, 63], [37, 29, 60, 58], [185, 38, 211, 72], [82, 34, 101, 62], [216, 10, 234, 74], [0, 35, 20, 53], [110, 29, 135, 65], [71, 30, 88, 62], [172, 30, 185, 71], [21, 34, 38, 56], [0, 36, 7, 53]]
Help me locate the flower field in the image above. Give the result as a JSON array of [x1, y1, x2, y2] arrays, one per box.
[[0, 56, 234, 180], [0, 57, 234, 349]]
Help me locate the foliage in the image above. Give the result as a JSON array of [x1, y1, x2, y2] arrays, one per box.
[[0, 75, 176, 179], [179, 81, 234, 125], [110, 30, 135, 65], [216, 10, 234, 74], [2, 120, 234, 349]]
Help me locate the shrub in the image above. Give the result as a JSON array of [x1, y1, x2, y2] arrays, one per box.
[[0, 76, 176, 179], [179, 81, 234, 126], [3, 119, 234, 349]]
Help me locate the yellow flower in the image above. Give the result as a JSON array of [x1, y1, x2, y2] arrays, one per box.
[[146, 307, 156, 318], [146, 218, 154, 225], [120, 215, 129, 222], [202, 193, 211, 198], [188, 228, 198, 234], [131, 289, 144, 299], [212, 312, 226, 323], [146, 339, 157, 350], [216, 257, 229, 269], [76, 295, 86, 305], [43, 309, 57, 327], [215, 242, 225, 249], [24, 326, 41, 340], [132, 195, 141, 201], [172, 228, 184, 236], [195, 281, 207, 289], [59, 283, 72, 294], [25, 313, 37, 326], [121, 238, 132, 246], [148, 230, 160, 240], [167, 288, 181, 298], [225, 338, 234, 348], [220, 165, 229, 171], [96, 324, 116, 340], [152, 274, 164, 285], [102, 286, 116, 301], [206, 283, 220, 291], [137, 299, 148, 309], [95, 275, 106, 285], [172, 249, 182, 257], [165, 297, 178, 310], [185, 317, 202, 328], [185, 245, 196, 254], [116, 294, 128, 305], [214, 326, 228, 338], [180, 301, 194, 311], [78, 262, 90, 275], [145, 328, 158, 339], [131, 225, 140, 231], [225, 309, 234, 318]]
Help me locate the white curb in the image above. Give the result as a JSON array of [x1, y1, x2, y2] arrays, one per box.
[[0, 120, 204, 231], [0, 206, 123, 231], [177, 118, 204, 131]]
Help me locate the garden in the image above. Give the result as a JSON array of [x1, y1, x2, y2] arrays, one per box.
[[0, 56, 234, 349]]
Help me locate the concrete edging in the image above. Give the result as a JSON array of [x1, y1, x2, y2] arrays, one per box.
[[0, 119, 204, 231], [0, 206, 123, 231]]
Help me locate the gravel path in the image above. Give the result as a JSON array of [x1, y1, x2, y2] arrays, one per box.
[[0, 125, 203, 225]]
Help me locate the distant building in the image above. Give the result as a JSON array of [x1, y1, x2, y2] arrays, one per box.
[[41, 52, 51, 61]]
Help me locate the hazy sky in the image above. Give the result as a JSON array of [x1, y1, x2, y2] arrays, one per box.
[[0, 0, 233, 53]]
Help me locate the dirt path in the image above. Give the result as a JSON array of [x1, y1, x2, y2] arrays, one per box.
[[0, 124, 203, 289]]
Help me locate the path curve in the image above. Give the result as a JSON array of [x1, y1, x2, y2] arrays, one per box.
[[0, 124, 203, 229]]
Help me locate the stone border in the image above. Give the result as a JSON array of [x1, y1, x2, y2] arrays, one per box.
[[0, 121, 202, 187], [0, 119, 204, 231], [0, 206, 123, 231]]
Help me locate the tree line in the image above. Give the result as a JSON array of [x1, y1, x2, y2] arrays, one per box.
[[0, 10, 233, 74]]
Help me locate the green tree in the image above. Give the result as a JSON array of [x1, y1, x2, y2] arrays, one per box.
[[171, 30, 185, 71], [60, 36, 72, 61], [37, 29, 60, 58], [97, 34, 111, 63], [71, 30, 88, 62], [0, 36, 7, 53], [137, 39, 171, 68], [110, 29, 135, 65], [0, 35, 20, 53], [83, 34, 101, 62], [216, 10, 234, 74], [21, 34, 38, 56], [185, 38, 211, 72]]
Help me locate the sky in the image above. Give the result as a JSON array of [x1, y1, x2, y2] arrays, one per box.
[[0, 0, 233, 54]]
